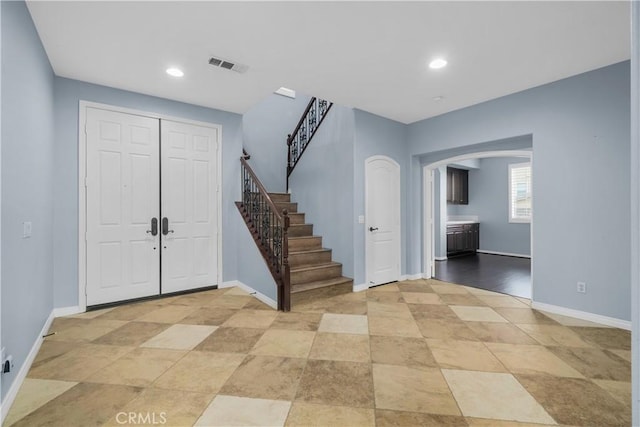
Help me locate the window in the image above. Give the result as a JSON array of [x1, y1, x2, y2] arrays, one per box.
[[509, 162, 531, 223]]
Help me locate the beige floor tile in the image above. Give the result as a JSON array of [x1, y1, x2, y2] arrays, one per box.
[[153, 351, 245, 394], [140, 324, 217, 350], [366, 291, 405, 303], [69, 307, 115, 319], [103, 388, 214, 427], [195, 326, 265, 353], [440, 294, 487, 306], [397, 282, 434, 293], [515, 324, 593, 347], [207, 294, 252, 309], [570, 326, 631, 350], [476, 295, 529, 308], [195, 395, 291, 426], [250, 329, 316, 358], [369, 283, 400, 292], [450, 306, 508, 323], [608, 349, 632, 362], [541, 311, 611, 327], [367, 301, 414, 319], [401, 292, 443, 305], [368, 316, 422, 338], [224, 286, 251, 296], [270, 312, 322, 331], [515, 297, 532, 306], [372, 364, 460, 415], [593, 379, 631, 407], [318, 313, 369, 335], [370, 336, 437, 368], [28, 344, 134, 382], [170, 291, 223, 307], [177, 307, 238, 326], [86, 347, 185, 387], [223, 309, 278, 328], [244, 297, 276, 310], [95, 302, 164, 321], [46, 318, 128, 342], [376, 410, 468, 427], [30, 341, 76, 370], [309, 332, 370, 362], [221, 355, 306, 400], [415, 318, 479, 341], [516, 374, 630, 426], [286, 402, 375, 427], [92, 321, 171, 346], [493, 308, 558, 324], [4, 379, 77, 426], [10, 383, 143, 427], [466, 322, 538, 344], [547, 346, 630, 381], [427, 339, 506, 372], [466, 418, 555, 427], [442, 369, 555, 424], [485, 343, 584, 378], [134, 305, 196, 323], [409, 304, 459, 320], [296, 359, 374, 408], [464, 286, 502, 296], [431, 284, 469, 294]]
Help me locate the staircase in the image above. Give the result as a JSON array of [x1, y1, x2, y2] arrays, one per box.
[[269, 192, 353, 306], [237, 96, 349, 311]]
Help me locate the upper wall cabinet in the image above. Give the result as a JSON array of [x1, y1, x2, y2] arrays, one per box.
[[447, 167, 469, 205]]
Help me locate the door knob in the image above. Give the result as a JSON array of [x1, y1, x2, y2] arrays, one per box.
[[369, 227, 379, 232], [162, 217, 174, 235], [146, 217, 158, 236]]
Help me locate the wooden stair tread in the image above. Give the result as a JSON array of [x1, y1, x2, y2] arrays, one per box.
[[289, 248, 330, 255], [290, 261, 341, 273], [288, 235, 321, 240], [291, 276, 353, 293]]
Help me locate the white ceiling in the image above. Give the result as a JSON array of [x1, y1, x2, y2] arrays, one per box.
[[27, 1, 630, 124]]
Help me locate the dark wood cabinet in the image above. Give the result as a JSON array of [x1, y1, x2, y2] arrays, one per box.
[[446, 167, 469, 205], [446, 223, 479, 256]]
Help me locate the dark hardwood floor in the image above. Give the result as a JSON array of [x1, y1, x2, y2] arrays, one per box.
[[434, 253, 531, 299]]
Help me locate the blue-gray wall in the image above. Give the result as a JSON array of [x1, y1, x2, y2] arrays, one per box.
[[289, 106, 355, 279], [353, 110, 409, 286], [1, 1, 55, 399], [449, 157, 531, 256], [409, 61, 631, 321], [53, 77, 245, 308], [242, 93, 311, 192]]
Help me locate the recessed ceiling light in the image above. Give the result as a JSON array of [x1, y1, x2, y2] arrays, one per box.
[[433, 96, 445, 102], [166, 68, 184, 77], [429, 58, 447, 69]]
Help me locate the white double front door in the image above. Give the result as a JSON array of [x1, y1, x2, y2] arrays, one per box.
[[85, 107, 219, 306]]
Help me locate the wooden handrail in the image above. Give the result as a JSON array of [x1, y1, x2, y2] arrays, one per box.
[[240, 156, 285, 221]]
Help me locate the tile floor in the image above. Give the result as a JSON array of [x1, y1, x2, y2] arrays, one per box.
[[5, 279, 631, 426]]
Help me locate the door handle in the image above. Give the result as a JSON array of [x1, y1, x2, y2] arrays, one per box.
[[162, 217, 174, 235], [146, 217, 158, 236], [369, 227, 379, 232]]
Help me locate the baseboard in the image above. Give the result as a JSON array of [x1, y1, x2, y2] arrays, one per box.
[[434, 256, 448, 261], [222, 280, 277, 310], [531, 301, 631, 330], [353, 283, 369, 292], [477, 250, 531, 259], [53, 306, 83, 318], [1, 310, 55, 424]]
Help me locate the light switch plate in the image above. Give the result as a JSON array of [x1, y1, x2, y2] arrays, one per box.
[[23, 221, 32, 238], [358, 215, 365, 224]]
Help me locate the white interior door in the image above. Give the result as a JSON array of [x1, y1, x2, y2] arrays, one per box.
[[160, 120, 219, 294], [86, 108, 160, 305], [365, 156, 401, 286]]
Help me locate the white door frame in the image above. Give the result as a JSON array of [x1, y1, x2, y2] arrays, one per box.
[[365, 155, 402, 287], [78, 100, 223, 311], [422, 150, 533, 291]]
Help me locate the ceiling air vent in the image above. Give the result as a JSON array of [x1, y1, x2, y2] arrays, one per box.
[[208, 56, 248, 74]]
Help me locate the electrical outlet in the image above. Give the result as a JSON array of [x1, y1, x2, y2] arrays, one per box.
[[23, 221, 32, 238], [577, 281, 586, 293]]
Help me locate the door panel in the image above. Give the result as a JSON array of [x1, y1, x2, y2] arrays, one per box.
[[161, 120, 219, 294], [86, 108, 160, 305], [365, 157, 401, 286]]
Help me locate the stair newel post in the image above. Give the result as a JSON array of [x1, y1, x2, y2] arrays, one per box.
[[286, 134, 292, 192], [282, 209, 291, 312]]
